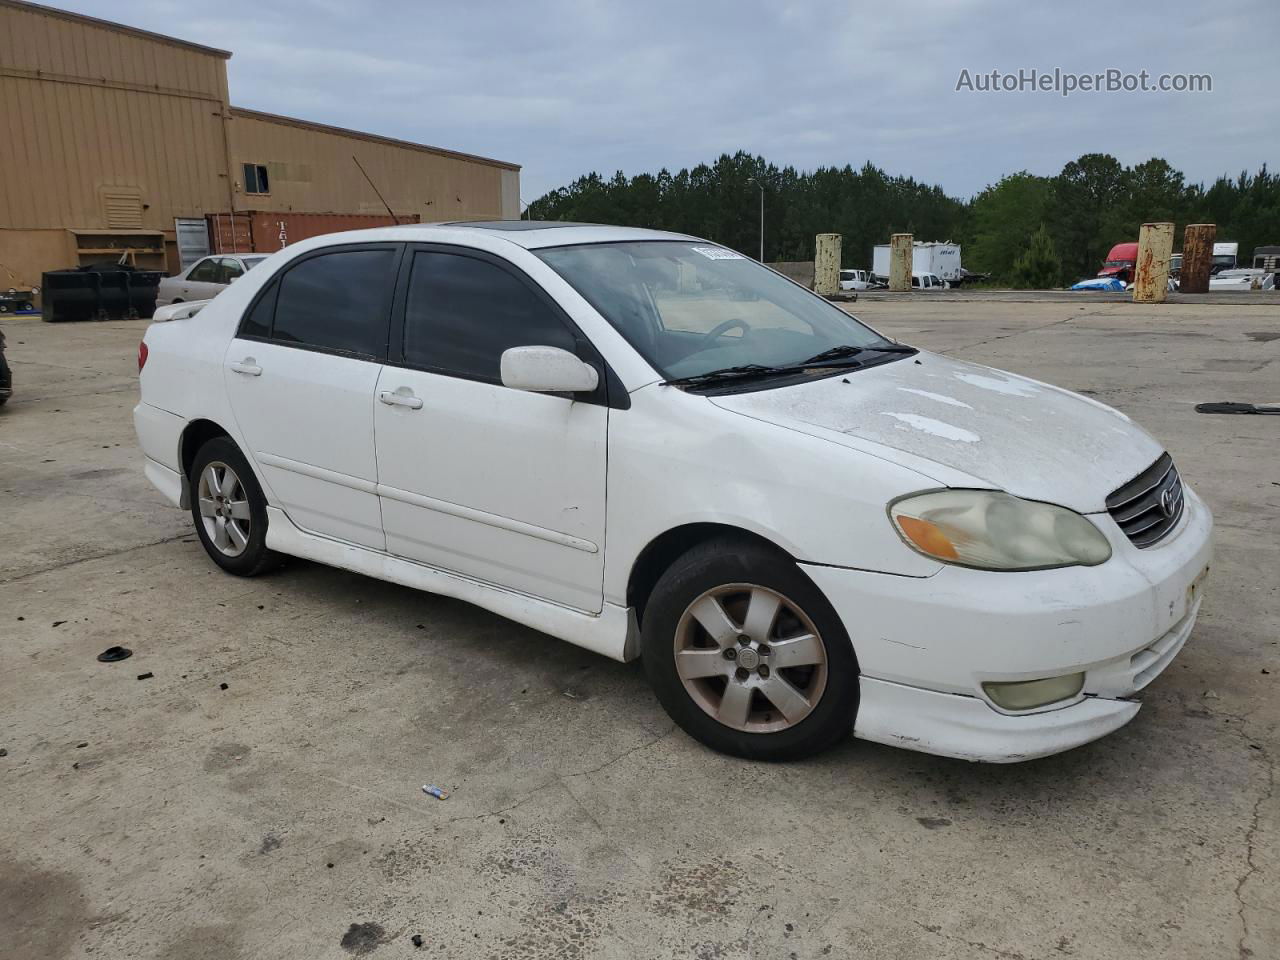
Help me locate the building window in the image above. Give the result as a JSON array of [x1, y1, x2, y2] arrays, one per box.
[[243, 163, 270, 195]]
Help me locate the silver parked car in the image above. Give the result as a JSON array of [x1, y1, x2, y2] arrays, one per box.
[[156, 254, 268, 307]]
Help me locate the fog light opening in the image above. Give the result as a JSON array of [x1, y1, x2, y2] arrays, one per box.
[[983, 673, 1085, 711]]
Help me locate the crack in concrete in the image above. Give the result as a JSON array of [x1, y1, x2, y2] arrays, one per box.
[[913, 920, 1040, 960], [562, 725, 676, 779], [940, 315, 1076, 354], [427, 727, 677, 832], [1183, 699, 1277, 960], [0, 533, 189, 585], [557, 774, 645, 874], [1231, 729, 1275, 959], [435, 786, 548, 827]]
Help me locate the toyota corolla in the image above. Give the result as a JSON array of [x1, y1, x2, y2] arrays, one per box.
[[133, 222, 1212, 762]]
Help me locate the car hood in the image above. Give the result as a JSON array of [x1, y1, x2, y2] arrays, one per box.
[[708, 352, 1164, 513]]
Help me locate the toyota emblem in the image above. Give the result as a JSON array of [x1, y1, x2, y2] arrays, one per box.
[[1159, 485, 1176, 518]]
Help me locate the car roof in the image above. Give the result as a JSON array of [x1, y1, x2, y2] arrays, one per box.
[[376, 220, 699, 250]]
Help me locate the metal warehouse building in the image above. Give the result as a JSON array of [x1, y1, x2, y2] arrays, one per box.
[[0, 0, 520, 293]]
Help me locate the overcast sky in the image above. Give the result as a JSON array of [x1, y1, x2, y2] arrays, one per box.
[[62, 0, 1275, 204]]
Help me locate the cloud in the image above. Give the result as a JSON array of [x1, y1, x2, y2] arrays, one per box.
[[55, 0, 1276, 201]]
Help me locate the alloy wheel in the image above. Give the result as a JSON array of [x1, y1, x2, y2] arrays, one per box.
[[674, 583, 828, 734], [197, 460, 252, 557]]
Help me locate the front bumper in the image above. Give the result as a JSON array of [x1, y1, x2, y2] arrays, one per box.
[[804, 485, 1213, 762], [854, 676, 1140, 762]]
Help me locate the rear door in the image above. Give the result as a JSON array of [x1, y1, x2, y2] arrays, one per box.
[[220, 257, 247, 292], [182, 257, 222, 300], [223, 243, 402, 549], [372, 244, 609, 612]]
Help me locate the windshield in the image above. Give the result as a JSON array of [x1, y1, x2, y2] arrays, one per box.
[[536, 241, 891, 381]]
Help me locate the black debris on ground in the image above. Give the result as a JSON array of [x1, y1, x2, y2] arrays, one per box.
[[916, 817, 952, 829], [340, 922, 386, 956]]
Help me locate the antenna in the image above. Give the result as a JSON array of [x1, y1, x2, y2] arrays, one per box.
[[353, 155, 399, 224]]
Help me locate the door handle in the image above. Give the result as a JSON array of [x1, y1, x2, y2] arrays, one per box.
[[229, 358, 262, 376], [380, 389, 423, 410]]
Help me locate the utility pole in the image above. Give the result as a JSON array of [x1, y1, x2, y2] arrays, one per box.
[[748, 178, 765, 261]]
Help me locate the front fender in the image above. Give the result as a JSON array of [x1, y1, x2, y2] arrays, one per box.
[[603, 385, 943, 605]]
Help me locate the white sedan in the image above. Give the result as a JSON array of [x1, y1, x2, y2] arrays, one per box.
[[134, 223, 1212, 762], [156, 254, 268, 307]]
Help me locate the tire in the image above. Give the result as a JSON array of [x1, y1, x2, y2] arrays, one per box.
[[188, 437, 279, 576], [641, 537, 858, 761], [0, 348, 11, 406]]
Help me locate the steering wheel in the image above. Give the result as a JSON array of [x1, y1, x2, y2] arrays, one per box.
[[702, 318, 750, 342]]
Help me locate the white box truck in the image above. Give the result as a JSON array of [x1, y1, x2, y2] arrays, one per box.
[[872, 242, 963, 286], [1212, 242, 1238, 272]]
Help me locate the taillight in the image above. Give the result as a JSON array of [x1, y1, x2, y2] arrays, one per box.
[[138, 341, 149, 371]]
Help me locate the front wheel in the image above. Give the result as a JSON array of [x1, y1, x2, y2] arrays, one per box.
[[189, 437, 279, 576], [641, 538, 858, 760]]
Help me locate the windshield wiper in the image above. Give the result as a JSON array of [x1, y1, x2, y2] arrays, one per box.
[[661, 364, 786, 387], [798, 343, 917, 366], [662, 343, 919, 390]]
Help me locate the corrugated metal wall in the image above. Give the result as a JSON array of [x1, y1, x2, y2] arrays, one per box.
[[0, 0, 522, 284], [0, 0, 233, 233], [229, 109, 515, 222]]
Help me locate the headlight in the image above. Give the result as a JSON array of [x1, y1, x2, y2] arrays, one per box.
[[889, 490, 1112, 571]]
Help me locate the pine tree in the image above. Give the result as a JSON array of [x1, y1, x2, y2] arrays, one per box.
[[1011, 225, 1063, 289]]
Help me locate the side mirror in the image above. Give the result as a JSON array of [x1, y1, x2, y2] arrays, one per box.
[[227, 274, 239, 283], [500, 345, 599, 394]]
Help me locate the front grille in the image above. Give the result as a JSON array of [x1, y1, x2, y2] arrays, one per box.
[[1106, 453, 1185, 548]]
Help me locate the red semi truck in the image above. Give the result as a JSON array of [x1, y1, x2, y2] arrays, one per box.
[[1098, 242, 1139, 283]]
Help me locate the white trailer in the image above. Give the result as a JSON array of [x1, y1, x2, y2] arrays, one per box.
[[872, 241, 962, 285]]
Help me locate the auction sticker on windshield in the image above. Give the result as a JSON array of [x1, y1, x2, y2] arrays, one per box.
[[691, 246, 745, 260]]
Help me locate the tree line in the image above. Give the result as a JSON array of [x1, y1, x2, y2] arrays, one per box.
[[525, 151, 1279, 287]]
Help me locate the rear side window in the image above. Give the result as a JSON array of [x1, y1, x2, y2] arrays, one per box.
[[271, 248, 398, 357], [188, 259, 219, 283], [239, 279, 277, 339], [401, 250, 577, 381]]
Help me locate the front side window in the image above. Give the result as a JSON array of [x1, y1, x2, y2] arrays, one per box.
[[243, 163, 270, 195], [271, 248, 397, 357], [401, 250, 577, 381], [188, 258, 219, 283], [536, 241, 891, 382], [220, 258, 244, 282]]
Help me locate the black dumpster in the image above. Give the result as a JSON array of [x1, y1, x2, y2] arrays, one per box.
[[42, 263, 163, 322]]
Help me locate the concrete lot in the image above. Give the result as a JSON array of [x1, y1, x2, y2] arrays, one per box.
[[2, 296, 1277, 960]]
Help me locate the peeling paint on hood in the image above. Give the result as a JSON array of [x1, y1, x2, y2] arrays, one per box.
[[709, 352, 1164, 513]]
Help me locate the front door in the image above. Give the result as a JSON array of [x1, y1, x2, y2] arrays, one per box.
[[223, 243, 402, 550], [373, 246, 608, 612]]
